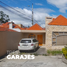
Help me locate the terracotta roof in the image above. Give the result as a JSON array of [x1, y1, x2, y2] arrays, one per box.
[[0, 22, 25, 32], [0, 27, 16, 32], [48, 15, 67, 26], [0, 22, 45, 31], [0, 22, 25, 30], [13, 24, 25, 30], [27, 23, 43, 30]]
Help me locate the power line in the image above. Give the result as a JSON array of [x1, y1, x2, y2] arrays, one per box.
[[0, 5, 32, 21], [0, 1, 38, 23], [0, 1, 31, 18]]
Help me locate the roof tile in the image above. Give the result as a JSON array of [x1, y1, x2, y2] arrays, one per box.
[[48, 15, 67, 26], [27, 23, 43, 30]]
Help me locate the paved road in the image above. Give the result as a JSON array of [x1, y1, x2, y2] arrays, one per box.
[[0, 56, 67, 67]]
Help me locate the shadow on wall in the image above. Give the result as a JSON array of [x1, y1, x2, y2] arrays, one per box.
[[0, 31, 7, 58], [6, 31, 23, 50], [0, 31, 23, 58]]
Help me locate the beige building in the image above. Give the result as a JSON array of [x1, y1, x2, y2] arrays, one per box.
[[45, 15, 67, 50], [21, 15, 67, 50], [21, 24, 46, 46], [16, 24, 23, 27]]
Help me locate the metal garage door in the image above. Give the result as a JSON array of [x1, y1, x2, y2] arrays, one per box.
[[52, 32, 67, 46], [57, 35, 67, 45]]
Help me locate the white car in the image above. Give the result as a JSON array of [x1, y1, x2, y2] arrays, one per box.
[[18, 38, 39, 51]]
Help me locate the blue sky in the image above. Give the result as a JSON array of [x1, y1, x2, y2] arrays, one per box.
[[0, 0, 67, 27]]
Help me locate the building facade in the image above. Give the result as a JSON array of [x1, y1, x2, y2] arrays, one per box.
[[45, 15, 67, 50], [0, 15, 67, 50]]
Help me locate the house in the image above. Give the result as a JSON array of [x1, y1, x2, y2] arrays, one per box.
[[0, 15, 67, 50], [21, 23, 45, 47], [45, 15, 67, 50], [21, 15, 67, 50], [0, 22, 25, 32]]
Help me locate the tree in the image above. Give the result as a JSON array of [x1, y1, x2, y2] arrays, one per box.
[[0, 11, 10, 23]]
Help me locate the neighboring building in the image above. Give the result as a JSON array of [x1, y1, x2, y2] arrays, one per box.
[[0, 22, 25, 32], [16, 24, 23, 28]]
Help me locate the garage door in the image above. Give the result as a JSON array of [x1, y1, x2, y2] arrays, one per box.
[[52, 32, 67, 46]]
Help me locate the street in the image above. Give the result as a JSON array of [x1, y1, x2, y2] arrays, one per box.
[[0, 56, 67, 67]]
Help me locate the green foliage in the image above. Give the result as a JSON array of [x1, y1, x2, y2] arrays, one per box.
[[0, 11, 10, 23], [62, 47, 67, 59], [47, 50, 62, 56]]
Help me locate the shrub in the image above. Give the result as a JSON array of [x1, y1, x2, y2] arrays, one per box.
[[62, 45, 67, 59], [47, 50, 62, 56]]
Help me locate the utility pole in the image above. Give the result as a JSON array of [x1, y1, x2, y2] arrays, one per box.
[[32, 3, 33, 25]]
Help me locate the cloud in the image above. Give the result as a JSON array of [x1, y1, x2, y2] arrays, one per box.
[[47, 0, 67, 13], [34, 8, 55, 13], [0, 6, 56, 27], [35, 3, 43, 6]]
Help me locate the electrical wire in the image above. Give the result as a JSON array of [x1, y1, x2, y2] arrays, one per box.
[[0, 1, 38, 23]]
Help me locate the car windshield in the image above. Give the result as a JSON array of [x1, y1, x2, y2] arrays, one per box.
[[20, 40, 31, 43]]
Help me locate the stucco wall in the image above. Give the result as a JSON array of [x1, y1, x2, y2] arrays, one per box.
[[45, 17, 66, 50], [0, 31, 7, 57], [6, 32, 23, 50]]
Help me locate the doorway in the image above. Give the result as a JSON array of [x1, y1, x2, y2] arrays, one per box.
[[37, 35, 43, 46]]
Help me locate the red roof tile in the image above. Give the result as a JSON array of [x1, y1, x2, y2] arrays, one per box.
[[0, 27, 16, 32], [48, 15, 67, 26], [0, 22, 25, 30], [0, 22, 45, 31], [13, 24, 25, 30], [27, 23, 43, 30]]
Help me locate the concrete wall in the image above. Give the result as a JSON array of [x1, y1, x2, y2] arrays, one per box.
[[45, 17, 67, 50], [22, 33, 45, 46], [0, 31, 7, 57], [6, 31, 23, 50], [0, 31, 23, 57]]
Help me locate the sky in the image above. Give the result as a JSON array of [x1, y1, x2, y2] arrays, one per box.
[[0, 0, 67, 27]]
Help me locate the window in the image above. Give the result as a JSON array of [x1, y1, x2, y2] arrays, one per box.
[[33, 39, 38, 42], [20, 40, 31, 43], [28, 33, 36, 38]]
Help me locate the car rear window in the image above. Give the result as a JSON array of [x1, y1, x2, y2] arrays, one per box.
[[20, 40, 31, 43]]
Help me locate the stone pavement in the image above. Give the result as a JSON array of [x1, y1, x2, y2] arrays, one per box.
[[34, 46, 47, 55], [0, 56, 67, 67]]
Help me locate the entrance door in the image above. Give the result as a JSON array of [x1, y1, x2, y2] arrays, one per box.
[[37, 35, 43, 46]]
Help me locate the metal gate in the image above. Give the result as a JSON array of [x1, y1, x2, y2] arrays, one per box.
[[52, 32, 67, 46]]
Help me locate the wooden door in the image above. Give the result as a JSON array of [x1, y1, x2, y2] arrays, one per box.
[[37, 35, 43, 46]]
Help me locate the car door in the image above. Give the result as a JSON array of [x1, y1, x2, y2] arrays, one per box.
[[36, 40, 38, 47], [34, 39, 38, 47], [33, 39, 36, 47]]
